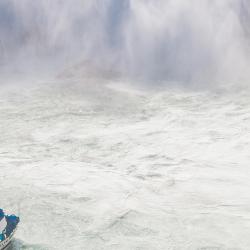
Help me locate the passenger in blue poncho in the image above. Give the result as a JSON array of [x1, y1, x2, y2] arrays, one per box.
[[0, 210, 4, 220], [0, 209, 6, 242]]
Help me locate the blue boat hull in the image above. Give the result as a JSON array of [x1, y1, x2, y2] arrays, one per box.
[[0, 227, 17, 250]]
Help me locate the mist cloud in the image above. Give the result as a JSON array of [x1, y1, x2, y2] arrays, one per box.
[[0, 0, 249, 85]]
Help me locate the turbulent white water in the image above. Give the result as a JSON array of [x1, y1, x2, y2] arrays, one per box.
[[1, 75, 250, 250], [1, 0, 250, 249]]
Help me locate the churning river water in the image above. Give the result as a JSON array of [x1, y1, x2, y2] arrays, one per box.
[[1, 76, 250, 250]]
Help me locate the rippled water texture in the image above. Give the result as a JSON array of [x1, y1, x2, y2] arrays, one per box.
[[1, 77, 250, 249]]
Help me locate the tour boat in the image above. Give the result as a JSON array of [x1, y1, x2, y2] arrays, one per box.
[[0, 209, 19, 250]]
